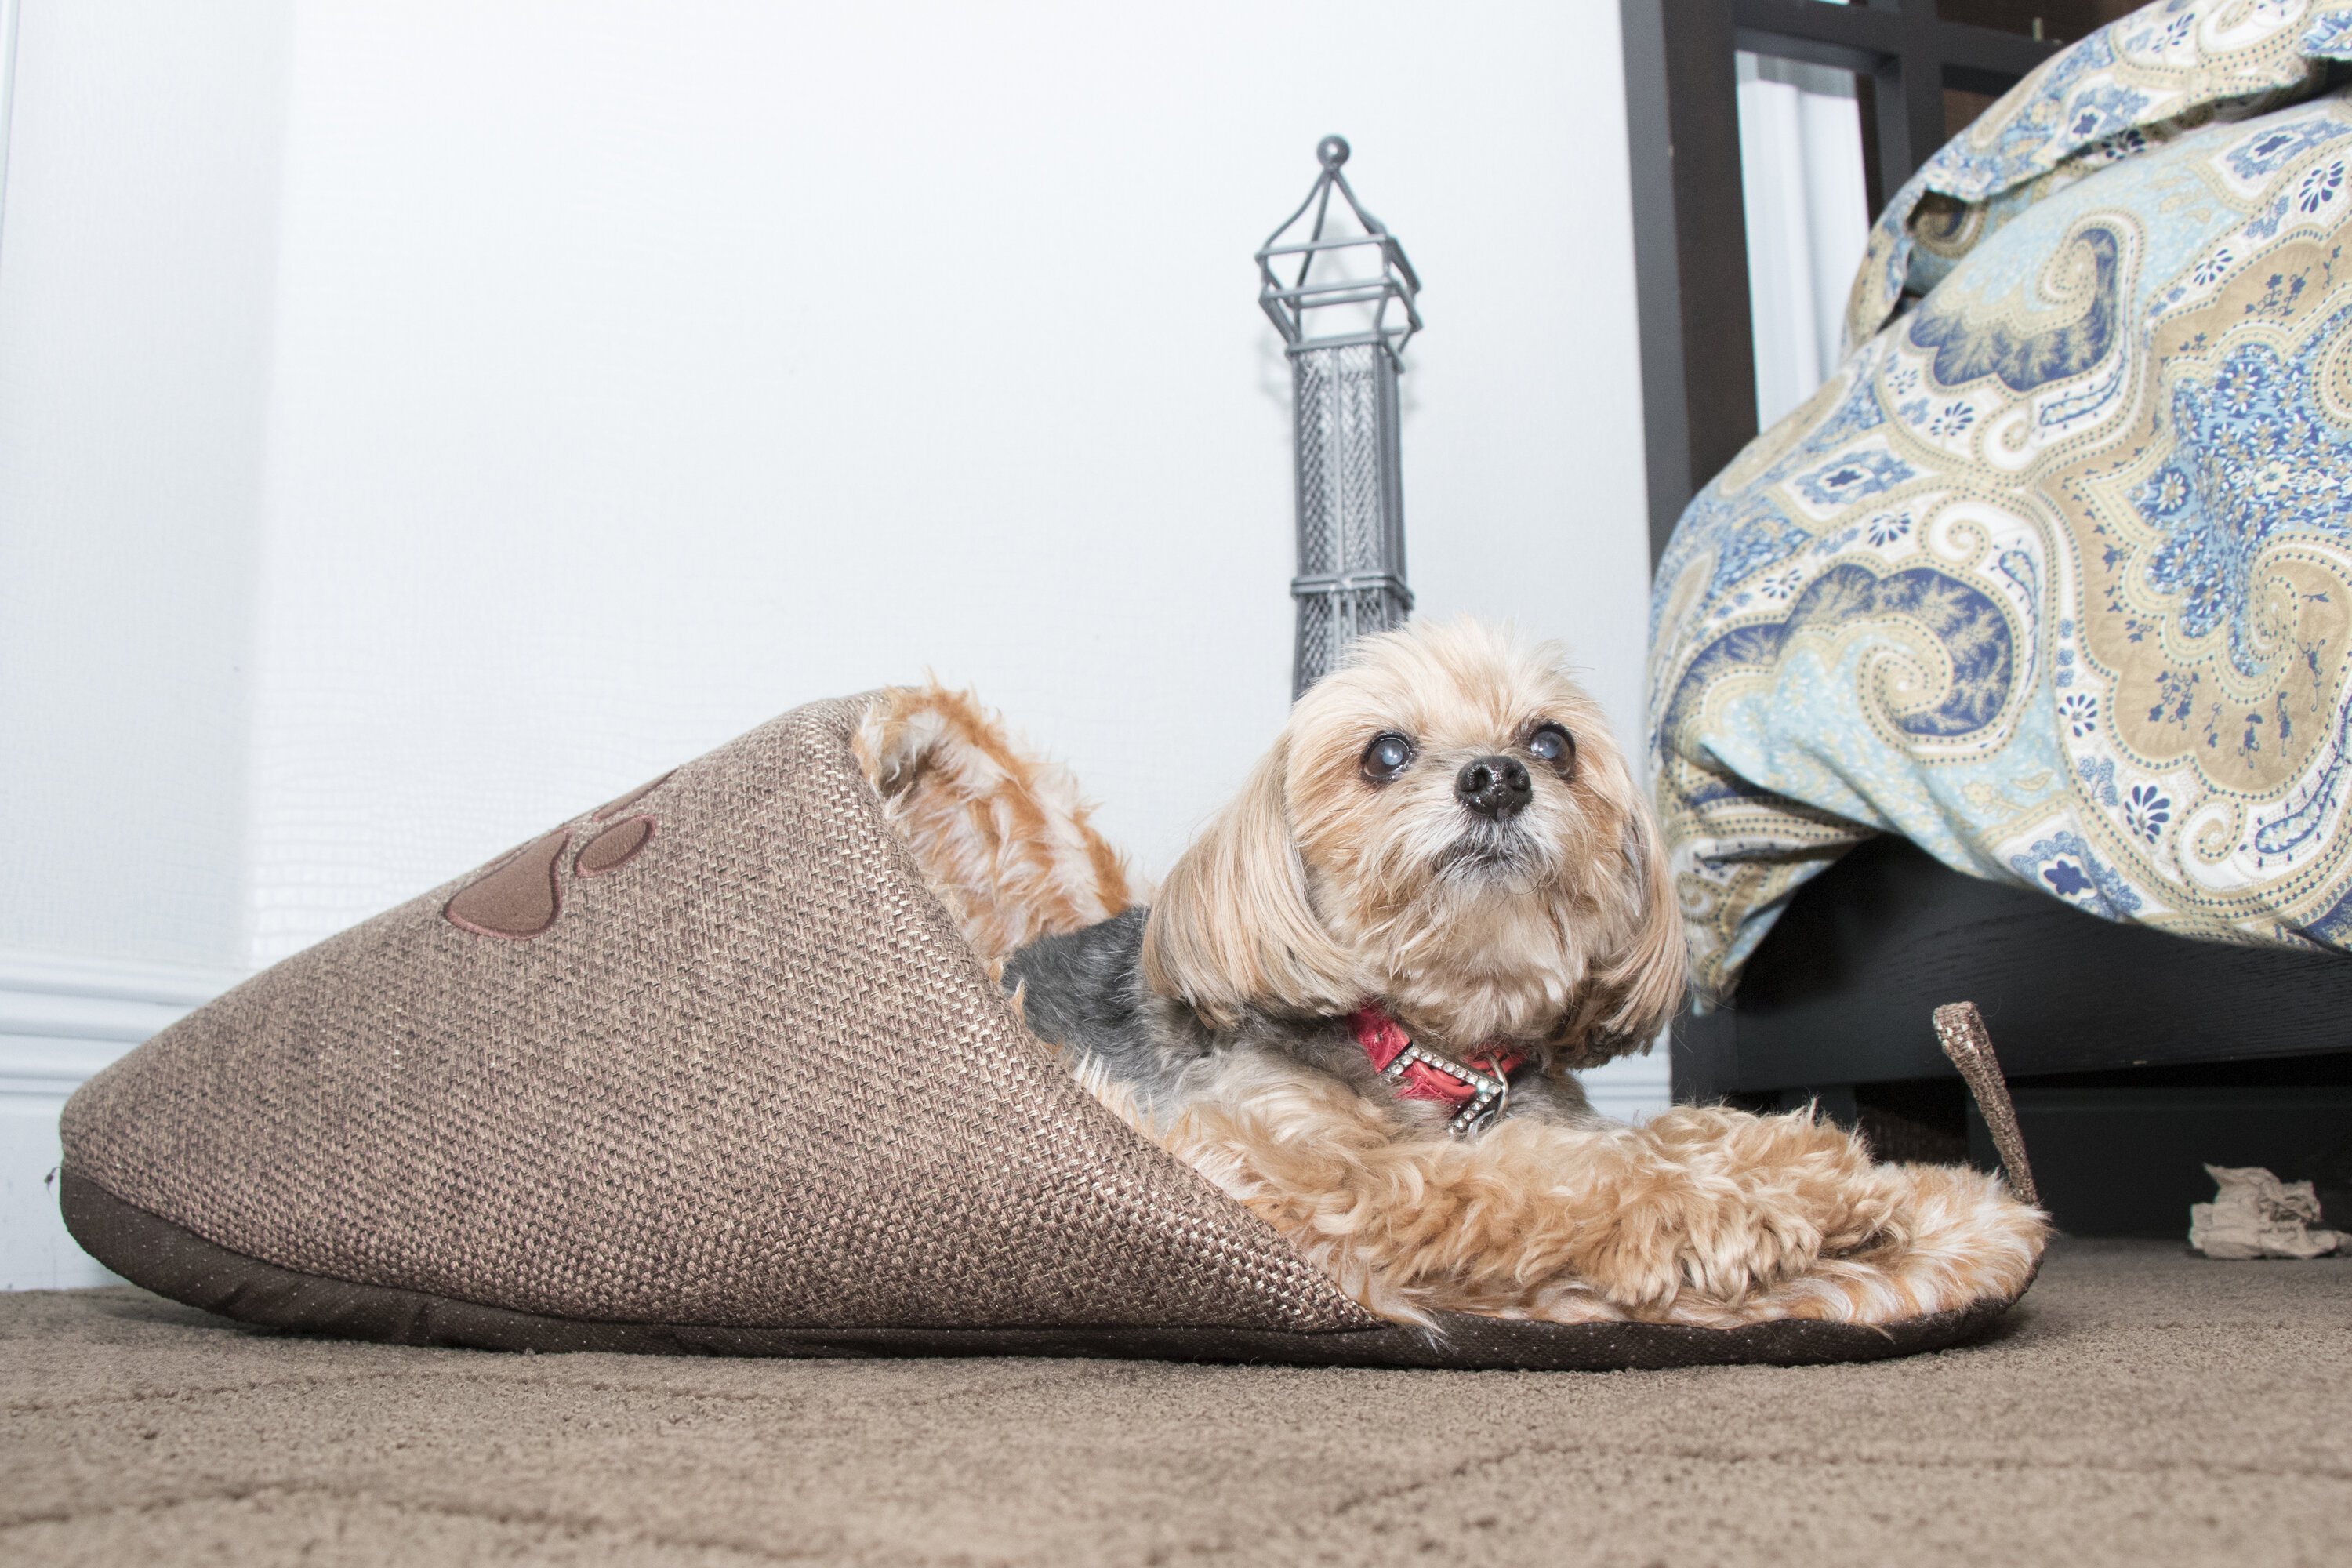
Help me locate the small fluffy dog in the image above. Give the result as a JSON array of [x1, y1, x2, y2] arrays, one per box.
[[859, 619, 2044, 1328]]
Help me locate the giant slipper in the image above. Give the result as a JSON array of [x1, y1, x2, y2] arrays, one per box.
[[60, 695, 2038, 1369]]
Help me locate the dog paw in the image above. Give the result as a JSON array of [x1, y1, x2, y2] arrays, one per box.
[[1574, 1196, 1825, 1309], [1566, 1106, 1900, 1310], [444, 771, 673, 940], [1591, 1109, 2046, 1323]]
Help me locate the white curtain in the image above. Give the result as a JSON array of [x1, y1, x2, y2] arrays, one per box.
[[1735, 51, 1872, 432]]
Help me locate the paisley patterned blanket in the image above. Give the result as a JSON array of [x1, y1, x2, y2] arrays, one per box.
[[1651, 0, 2352, 997]]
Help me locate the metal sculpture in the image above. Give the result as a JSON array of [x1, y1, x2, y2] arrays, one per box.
[[1258, 136, 1422, 699]]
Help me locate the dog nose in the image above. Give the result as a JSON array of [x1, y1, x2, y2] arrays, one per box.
[[1455, 755, 1531, 819]]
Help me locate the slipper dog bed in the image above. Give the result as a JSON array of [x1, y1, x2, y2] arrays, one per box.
[[60, 694, 2038, 1369]]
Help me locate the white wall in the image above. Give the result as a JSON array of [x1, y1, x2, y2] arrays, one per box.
[[0, 0, 289, 971], [1735, 51, 1871, 430], [0, 0, 290, 1288], [241, 0, 1657, 958], [0, 0, 1665, 1285]]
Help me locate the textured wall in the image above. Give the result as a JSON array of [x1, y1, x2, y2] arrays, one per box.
[[238, 0, 1653, 963], [0, 0, 292, 968]]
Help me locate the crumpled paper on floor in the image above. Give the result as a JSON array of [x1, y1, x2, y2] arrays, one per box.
[[2189, 1165, 2352, 1259]]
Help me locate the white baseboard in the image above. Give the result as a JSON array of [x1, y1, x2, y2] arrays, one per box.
[[1578, 1048, 1672, 1125], [0, 946, 243, 1289]]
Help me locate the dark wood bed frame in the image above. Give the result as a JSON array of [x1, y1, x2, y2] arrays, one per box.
[[1618, 0, 2352, 1235]]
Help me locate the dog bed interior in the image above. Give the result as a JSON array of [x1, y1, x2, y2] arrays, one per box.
[[60, 695, 2036, 1370]]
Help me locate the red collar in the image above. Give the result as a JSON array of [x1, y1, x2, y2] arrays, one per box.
[[1349, 1006, 1524, 1135]]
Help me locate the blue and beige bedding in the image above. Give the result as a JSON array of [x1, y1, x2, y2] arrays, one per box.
[[1651, 0, 2352, 995]]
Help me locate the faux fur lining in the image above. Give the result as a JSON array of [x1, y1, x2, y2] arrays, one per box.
[[854, 685, 1132, 971]]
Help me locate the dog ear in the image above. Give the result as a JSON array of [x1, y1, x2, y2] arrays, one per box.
[[1559, 800, 1686, 1067], [1142, 742, 1359, 1029]]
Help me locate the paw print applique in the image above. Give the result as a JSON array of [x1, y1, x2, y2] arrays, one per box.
[[444, 771, 673, 940]]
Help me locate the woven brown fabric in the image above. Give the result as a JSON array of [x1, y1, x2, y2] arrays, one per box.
[[61, 698, 1374, 1334], [1933, 1001, 2038, 1207]]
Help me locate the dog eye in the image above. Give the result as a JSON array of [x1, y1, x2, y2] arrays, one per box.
[[1526, 723, 1575, 771], [1361, 731, 1415, 782]]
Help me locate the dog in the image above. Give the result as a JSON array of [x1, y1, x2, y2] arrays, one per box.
[[859, 619, 2045, 1328]]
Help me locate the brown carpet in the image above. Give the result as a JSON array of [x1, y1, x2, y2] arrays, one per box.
[[3, 1240, 2346, 1567]]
